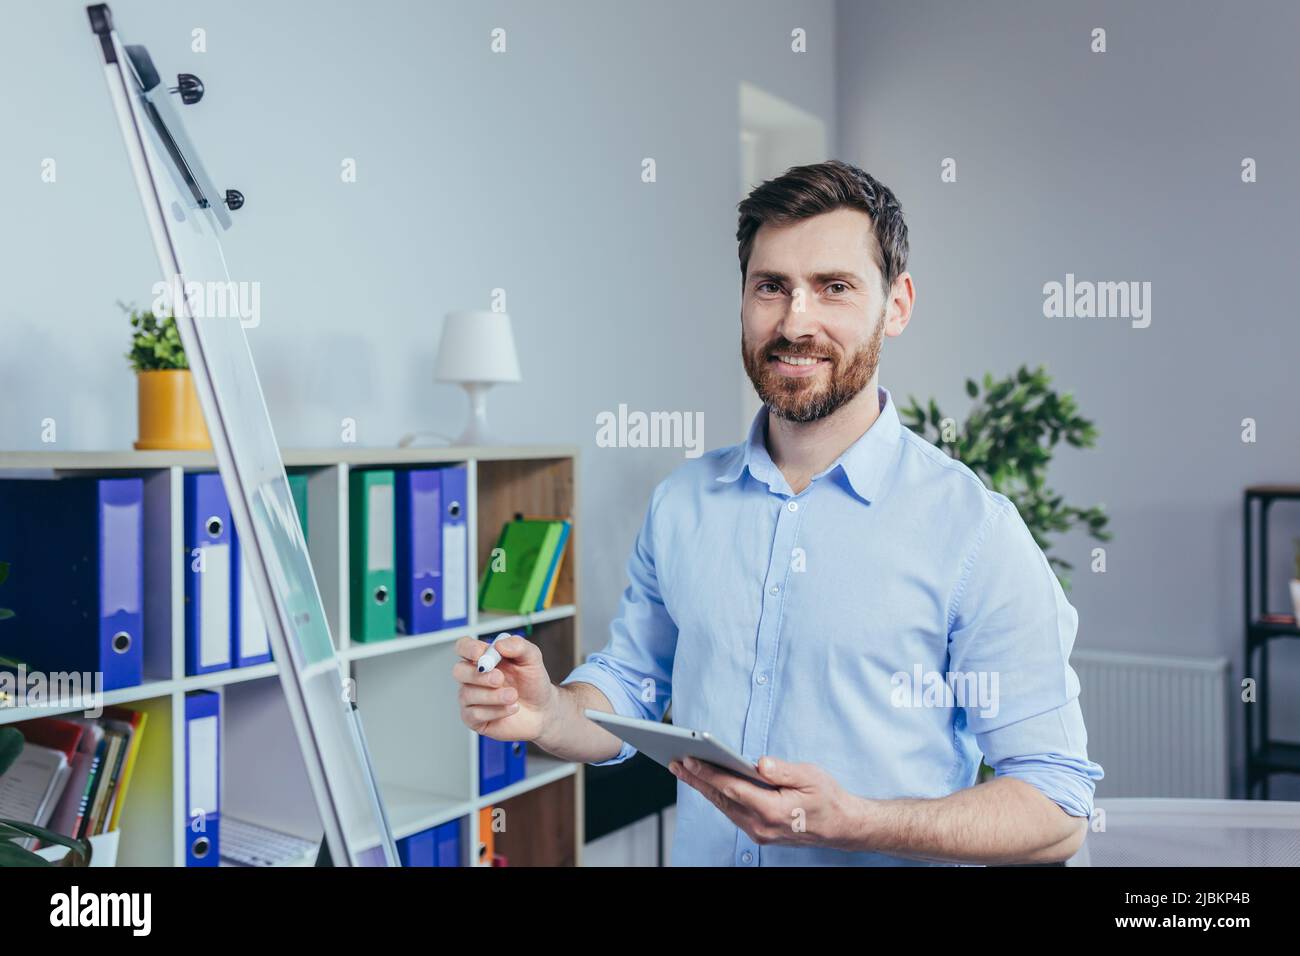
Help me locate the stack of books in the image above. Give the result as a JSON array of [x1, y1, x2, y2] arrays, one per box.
[[478, 516, 572, 614], [0, 706, 147, 848]]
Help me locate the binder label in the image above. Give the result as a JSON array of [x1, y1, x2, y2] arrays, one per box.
[[240, 553, 270, 659], [199, 545, 232, 668], [367, 483, 394, 571], [442, 524, 467, 622], [187, 714, 219, 815], [101, 498, 143, 614]]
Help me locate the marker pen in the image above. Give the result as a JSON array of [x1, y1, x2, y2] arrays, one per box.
[[476, 632, 512, 674]]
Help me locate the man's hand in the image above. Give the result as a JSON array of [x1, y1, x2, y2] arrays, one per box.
[[669, 755, 859, 848], [673, 753, 1089, 863], [453, 634, 557, 743]]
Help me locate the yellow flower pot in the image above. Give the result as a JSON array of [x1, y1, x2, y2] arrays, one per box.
[[134, 369, 211, 450]]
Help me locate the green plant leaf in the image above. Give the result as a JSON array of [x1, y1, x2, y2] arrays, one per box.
[[124, 305, 188, 372], [0, 818, 92, 867], [899, 365, 1110, 584], [0, 841, 51, 867]]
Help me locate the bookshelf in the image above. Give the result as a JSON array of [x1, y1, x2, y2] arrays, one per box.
[[0, 445, 583, 867]]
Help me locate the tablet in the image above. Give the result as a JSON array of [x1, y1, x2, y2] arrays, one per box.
[[585, 710, 777, 789]]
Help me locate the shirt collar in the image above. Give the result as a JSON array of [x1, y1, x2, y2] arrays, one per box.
[[717, 385, 902, 504]]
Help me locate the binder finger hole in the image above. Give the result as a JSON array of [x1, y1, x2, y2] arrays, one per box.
[[112, 631, 132, 654], [192, 836, 211, 859], [205, 515, 223, 538], [448, 500, 462, 518], [420, 587, 435, 607], [374, 584, 389, 605]]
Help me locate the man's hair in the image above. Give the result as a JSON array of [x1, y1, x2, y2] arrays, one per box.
[[736, 160, 909, 295]]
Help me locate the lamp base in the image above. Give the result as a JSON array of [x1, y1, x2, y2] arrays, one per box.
[[454, 381, 499, 446]]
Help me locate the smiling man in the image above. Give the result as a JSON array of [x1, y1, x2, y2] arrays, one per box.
[[453, 160, 1103, 866]]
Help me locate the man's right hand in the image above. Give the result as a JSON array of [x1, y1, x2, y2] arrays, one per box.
[[453, 634, 556, 742]]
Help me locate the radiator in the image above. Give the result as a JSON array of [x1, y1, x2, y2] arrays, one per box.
[[1071, 649, 1230, 799]]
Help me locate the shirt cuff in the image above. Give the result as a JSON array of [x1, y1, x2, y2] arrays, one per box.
[[561, 662, 640, 766], [976, 702, 1104, 818], [991, 754, 1101, 818]]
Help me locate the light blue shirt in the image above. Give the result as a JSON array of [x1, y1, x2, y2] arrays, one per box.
[[563, 386, 1103, 866]]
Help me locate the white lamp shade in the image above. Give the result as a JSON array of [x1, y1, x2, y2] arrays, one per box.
[[434, 310, 522, 384]]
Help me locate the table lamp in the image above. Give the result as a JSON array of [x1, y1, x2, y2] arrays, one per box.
[[433, 310, 521, 445]]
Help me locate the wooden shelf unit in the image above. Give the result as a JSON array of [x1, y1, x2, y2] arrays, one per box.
[[0, 445, 583, 867]]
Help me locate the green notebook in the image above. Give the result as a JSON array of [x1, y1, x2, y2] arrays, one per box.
[[478, 519, 565, 615]]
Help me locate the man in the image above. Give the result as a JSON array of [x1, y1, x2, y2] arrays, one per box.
[[453, 160, 1103, 866]]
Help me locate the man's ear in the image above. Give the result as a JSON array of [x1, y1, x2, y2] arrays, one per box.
[[883, 272, 915, 338]]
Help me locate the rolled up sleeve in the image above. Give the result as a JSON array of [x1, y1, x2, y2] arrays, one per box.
[[946, 497, 1104, 818], [561, 481, 678, 766]]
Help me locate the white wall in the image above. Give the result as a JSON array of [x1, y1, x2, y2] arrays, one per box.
[[836, 0, 1300, 797], [0, 0, 836, 663]]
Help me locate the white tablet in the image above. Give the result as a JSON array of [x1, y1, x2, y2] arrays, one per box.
[[585, 710, 776, 789]]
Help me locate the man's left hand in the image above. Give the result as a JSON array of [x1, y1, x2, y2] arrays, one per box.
[[669, 755, 862, 849]]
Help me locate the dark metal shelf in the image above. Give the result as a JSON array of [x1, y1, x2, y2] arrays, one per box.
[[1246, 485, 1300, 500], [1249, 742, 1300, 776], [1247, 619, 1300, 645], [1243, 488, 1300, 799]]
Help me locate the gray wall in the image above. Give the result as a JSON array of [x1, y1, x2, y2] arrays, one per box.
[[0, 0, 835, 654], [837, 0, 1300, 796]]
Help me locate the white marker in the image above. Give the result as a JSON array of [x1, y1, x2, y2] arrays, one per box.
[[476, 632, 512, 674]]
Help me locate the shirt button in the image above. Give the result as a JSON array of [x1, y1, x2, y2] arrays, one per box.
[[756, 674, 768, 685], [768, 585, 779, 595], [741, 851, 753, 864], [787, 500, 799, 512]]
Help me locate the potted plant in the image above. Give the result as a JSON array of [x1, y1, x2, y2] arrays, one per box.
[[902, 366, 1111, 785], [902, 365, 1111, 590], [122, 302, 211, 450]]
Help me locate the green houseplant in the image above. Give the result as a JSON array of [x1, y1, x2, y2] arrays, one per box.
[[121, 301, 211, 451], [123, 302, 188, 371], [901, 364, 1111, 589], [902, 366, 1111, 788]]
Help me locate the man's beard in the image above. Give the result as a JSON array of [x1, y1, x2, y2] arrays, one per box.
[[741, 313, 884, 423]]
